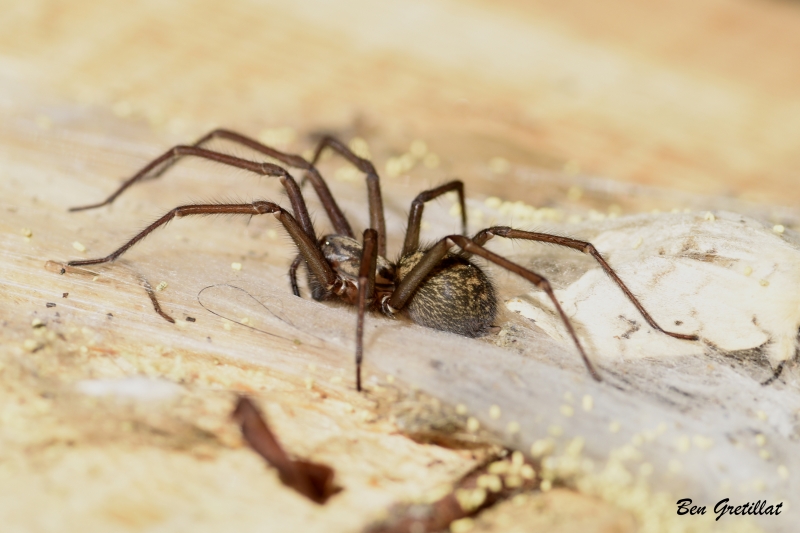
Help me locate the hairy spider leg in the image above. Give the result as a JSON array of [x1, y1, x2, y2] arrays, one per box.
[[471, 227, 699, 341], [387, 234, 602, 381], [69, 147, 318, 240], [67, 201, 340, 321], [401, 180, 468, 256], [147, 129, 355, 237], [68, 131, 357, 239], [308, 136, 387, 257], [289, 255, 304, 298], [355, 229, 379, 391]]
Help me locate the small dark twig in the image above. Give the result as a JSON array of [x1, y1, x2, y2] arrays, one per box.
[[232, 396, 339, 504], [141, 278, 175, 323]]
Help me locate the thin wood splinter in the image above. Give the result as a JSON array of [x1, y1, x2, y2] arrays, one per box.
[[64, 129, 698, 389]]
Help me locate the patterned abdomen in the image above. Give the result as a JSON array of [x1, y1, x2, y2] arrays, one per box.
[[397, 251, 497, 337]]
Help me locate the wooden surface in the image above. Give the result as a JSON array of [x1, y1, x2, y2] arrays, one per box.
[[2, 1, 800, 532]]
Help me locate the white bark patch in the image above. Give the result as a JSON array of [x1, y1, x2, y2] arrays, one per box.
[[506, 211, 800, 368]]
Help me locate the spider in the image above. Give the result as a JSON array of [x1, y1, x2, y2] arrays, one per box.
[[65, 129, 698, 390]]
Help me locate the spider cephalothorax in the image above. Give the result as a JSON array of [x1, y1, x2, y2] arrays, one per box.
[[65, 129, 697, 390]]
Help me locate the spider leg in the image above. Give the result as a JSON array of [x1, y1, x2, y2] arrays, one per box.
[[308, 136, 387, 257], [288, 254, 304, 297], [70, 148, 318, 239], [67, 201, 339, 321], [471, 227, 698, 341], [401, 180, 468, 256], [387, 235, 602, 381], [149, 129, 354, 237], [355, 229, 379, 391], [69, 133, 356, 238]]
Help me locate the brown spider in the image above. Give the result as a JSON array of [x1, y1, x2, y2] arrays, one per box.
[[66, 129, 697, 390]]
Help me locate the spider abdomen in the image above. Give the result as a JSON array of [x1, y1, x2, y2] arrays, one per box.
[[396, 251, 497, 337]]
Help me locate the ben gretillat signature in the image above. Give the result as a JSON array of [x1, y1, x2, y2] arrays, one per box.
[[677, 498, 783, 521]]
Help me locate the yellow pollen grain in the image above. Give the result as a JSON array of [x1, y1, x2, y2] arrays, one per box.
[[759, 449, 771, 460], [530, 439, 554, 458], [155, 281, 168, 292], [455, 404, 468, 415], [773, 224, 785, 234], [507, 421, 520, 434], [488, 461, 510, 475], [72, 241, 87, 252], [755, 434, 766, 447], [520, 464, 535, 480], [743, 265, 753, 276], [548, 425, 563, 437], [778, 465, 789, 479], [477, 474, 502, 492], [582, 395, 594, 411], [759, 279, 769, 287], [704, 211, 716, 221], [511, 451, 524, 467], [539, 479, 552, 492], [348, 137, 371, 159], [489, 405, 501, 419], [257, 127, 295, 148], [560, 405, 574, 417], [240, 317, 250, 325], [386, 374, 395, 384], [31, 318, 44, 328], [450, 517, 474, 533], [484, 196, 502, 209], [676, 436, 691, 452], [455, 488, 486, 512], [756, 410, 767, 421], [466, 417, 480, 433], [632, 236, 643, 249], [231, 262, 243, 271], [23, 339, 39, 352], [21, 227, 32, 238], [609, 421, 621, 433], [505, 475, 523, 488]]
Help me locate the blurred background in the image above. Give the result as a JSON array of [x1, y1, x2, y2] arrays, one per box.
[[2, 0, 800, 208]]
